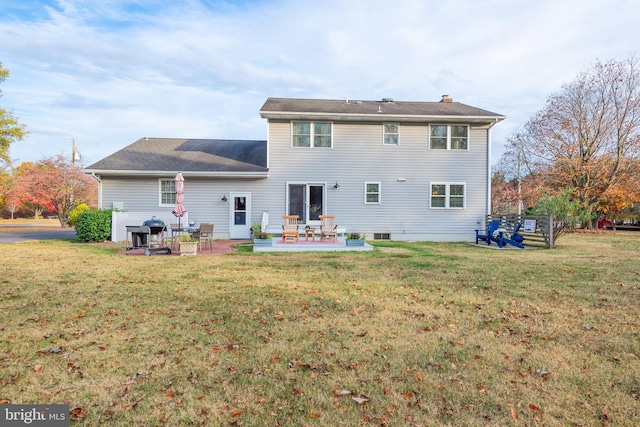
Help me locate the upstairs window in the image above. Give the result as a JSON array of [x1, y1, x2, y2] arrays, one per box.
[[430, 183, 465, 209], [292, 122, 332, 147], [365, 182, 381, 204], [159, 179, 176, 206], [383, 123, 399, 145], [429, 125, 468, 150]]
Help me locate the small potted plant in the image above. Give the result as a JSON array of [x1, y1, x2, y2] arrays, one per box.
[[251, 222, 273, 246], [177, 232, 198, 256], [346, 232, 366, 246]]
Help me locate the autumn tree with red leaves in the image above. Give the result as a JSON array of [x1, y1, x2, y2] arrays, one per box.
[[12, 155, 97, 226], [501, 56, 640, 227]]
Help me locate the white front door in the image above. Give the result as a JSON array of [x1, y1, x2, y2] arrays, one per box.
[[229, 192, 251, 239]]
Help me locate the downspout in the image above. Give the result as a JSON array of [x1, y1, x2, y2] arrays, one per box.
[[91, 173, 103, 209]]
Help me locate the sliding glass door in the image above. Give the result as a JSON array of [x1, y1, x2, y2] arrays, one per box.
[[287, 183, 325, 224]]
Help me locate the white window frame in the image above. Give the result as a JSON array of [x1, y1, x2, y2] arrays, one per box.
[[364, 182, 381, 204], [429, 182, 466, 209], [429, 125, 469, 150], [291, 121, 333, 148], [159, 178, 176, 207], [383, 123, 399, 145]]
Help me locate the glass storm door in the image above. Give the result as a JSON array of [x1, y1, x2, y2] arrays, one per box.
[[229, 192, 251, 239], [287, 184, 325, 224]]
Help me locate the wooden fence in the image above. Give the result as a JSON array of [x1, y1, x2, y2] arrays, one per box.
[[485, 214, 553, 248]]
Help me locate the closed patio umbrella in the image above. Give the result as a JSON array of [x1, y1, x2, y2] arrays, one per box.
[[172, 172, 186, 230]]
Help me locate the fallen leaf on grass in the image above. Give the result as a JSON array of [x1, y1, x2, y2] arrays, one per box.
[[69, 406, 88, 421], [510, 407, 518, 420], [529, 403, 542, 412], [334, 389, 352, 396], [66, 362, 81, 374], [352, 396, 369, 404]]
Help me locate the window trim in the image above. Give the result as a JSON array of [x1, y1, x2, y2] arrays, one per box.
[[159, 178, 176, 207], [291, 121, 333, 148], [429, 182, 466, 209], [383, 123, 399, 145], [429, 124, 469, 150], [364, 181, 381, 204]]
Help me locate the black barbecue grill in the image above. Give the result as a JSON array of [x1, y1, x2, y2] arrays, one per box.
[[126, 217, 172, 256]]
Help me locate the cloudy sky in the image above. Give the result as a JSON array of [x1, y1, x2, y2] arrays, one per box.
[[1, 0, 638, 166]]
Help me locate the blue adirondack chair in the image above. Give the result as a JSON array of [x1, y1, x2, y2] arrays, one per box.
[[495, 222, 525, 248], [475, 220, 501, 245]]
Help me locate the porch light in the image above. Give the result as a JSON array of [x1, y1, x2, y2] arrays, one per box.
[[333, 182, 340, 189], [221, 195, 228, 202]]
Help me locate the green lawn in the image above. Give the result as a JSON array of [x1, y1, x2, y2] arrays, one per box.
[[1, 233, 639, 425]]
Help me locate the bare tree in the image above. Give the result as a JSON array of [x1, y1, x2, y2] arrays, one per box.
[[502, 56, 640, 226]]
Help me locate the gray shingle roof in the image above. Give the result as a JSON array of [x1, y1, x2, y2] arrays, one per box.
[[260, 97, 505, 124], [84, 138, 267, 176]]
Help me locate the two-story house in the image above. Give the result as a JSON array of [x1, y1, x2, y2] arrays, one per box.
[[84, 96, 505, 242]]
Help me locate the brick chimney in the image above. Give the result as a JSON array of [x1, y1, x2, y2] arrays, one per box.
[[440, 94, 453, 103]]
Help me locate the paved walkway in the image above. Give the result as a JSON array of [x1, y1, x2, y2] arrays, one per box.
[[121, 240, 252, 256], [0, 227, 250, 255], [0, 229, 77, 244]]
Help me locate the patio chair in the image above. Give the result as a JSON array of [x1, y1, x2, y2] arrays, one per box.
[[198, 223, 214, 251], [319, 215, 338, 242], [495, 222, 525, 249], [282, 215, 299, 242], [475, 220, 501, 245]]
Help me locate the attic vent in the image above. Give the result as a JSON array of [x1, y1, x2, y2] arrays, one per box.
[[382, 98, 394, 103], [440, 95, 453, 103]]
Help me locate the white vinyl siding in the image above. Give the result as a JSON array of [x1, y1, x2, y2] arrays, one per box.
[[265, 121, 486, 239], [429, 125, 468, 150], [159, 179, 176, 206], [96, 120, 491, 242], [292, 122, 332, 147], [364, 182, 381, 204], [383, 123, 399, 145], [430, 182, 466, 209]]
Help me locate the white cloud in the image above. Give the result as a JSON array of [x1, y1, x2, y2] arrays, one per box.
[[1, 0, 639, 164]]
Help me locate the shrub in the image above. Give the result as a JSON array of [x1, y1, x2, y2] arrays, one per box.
[[67, 203, 90, 226], [531, 188, 591, 241], [347, 232, 366, 240], [75, 209, 112, 242]]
